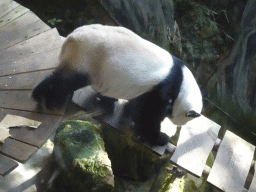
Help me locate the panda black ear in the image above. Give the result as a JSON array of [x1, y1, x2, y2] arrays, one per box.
[[199, 85, 209, 98], [185, 110, 201, 118]]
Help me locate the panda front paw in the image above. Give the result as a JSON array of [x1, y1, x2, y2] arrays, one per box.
[[155, 132, 170, 146], [143, 132, 170, 147], [132, 124, 170, 146]]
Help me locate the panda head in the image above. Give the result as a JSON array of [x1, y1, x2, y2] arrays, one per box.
[[167, 66, 205, 126]]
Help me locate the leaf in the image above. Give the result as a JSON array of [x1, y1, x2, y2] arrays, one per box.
[[221, 10, 229, 23], [223, 31, 235, 41], [47, 18, 62, 26]]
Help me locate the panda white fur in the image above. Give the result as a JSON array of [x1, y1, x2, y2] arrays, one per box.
[[32, 24, 203, 146]]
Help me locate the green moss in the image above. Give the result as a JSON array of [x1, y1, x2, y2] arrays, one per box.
[[56, 120, 104, 160], [206, 152, 214, 167], [160, 169, 212, 192], [184, 179, 198, 191], [183, 177, 210, 192], [73, 157, 107, 178], [102, 125, 160, 180], [160, 172, 173, 192], [54, 120, 114, 191]]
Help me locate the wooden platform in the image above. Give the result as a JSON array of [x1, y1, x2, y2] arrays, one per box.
[[0, 0, 65, 176], [1, 1, 256, 191]]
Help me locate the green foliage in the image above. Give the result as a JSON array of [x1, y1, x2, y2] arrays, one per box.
[[48, 18, 63, 26], [173, 0, 234, 64]]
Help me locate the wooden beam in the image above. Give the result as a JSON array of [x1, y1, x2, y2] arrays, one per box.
[[0, 108, 63, 148], [0, 0, 19, 18], [0, 90, 65, 116], [248, 163, 256, 192], [0, 5, 29, 28], [0, 138, 37, 163], [0, 70, 54, 90], [170, 115, 221, 177], [0, 28, 62, 65], [0, 48, 60, 77], [0, 153, 18, 177], [207, 130, 255, 192], [0, 11, 50, 51]]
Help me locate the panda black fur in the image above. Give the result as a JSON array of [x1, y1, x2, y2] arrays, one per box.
[[32, 24, 203, 146]]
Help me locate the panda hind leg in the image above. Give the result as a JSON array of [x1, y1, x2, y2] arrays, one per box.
[[32, 69, 90, 110], [129, 91, 170, 146]]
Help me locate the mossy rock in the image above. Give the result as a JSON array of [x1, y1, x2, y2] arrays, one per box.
[[101, 125, 169, 181], [54, 120, 114, 192], [168, 173, 211, 192]]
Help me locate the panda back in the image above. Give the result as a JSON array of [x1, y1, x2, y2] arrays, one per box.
[[59, 24, 174, 100]]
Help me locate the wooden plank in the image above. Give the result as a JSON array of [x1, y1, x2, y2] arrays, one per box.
[[248, 163, 256, 192], [0, 137, 37, 163], [170, 115, 221, 177], [0, 28, 62, 65], [0, 90, 37, 111], [0, 153, 18, 177], [0, 69, 54, 90], [0, 0, 20, 18], [207, 130, 255, 192], [0, 5, 30, 28], [0, 48, 60, 77], [0, 90, 65, 116], [0, 108, 62, 147], [73, 87, 172, 155], [0, 11, 50, 51]]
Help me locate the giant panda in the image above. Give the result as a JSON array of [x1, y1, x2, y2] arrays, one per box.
[[32, 24, 204, 146]]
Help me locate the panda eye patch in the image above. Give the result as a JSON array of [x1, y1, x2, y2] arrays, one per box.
[[185, 110, 201, 118]]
